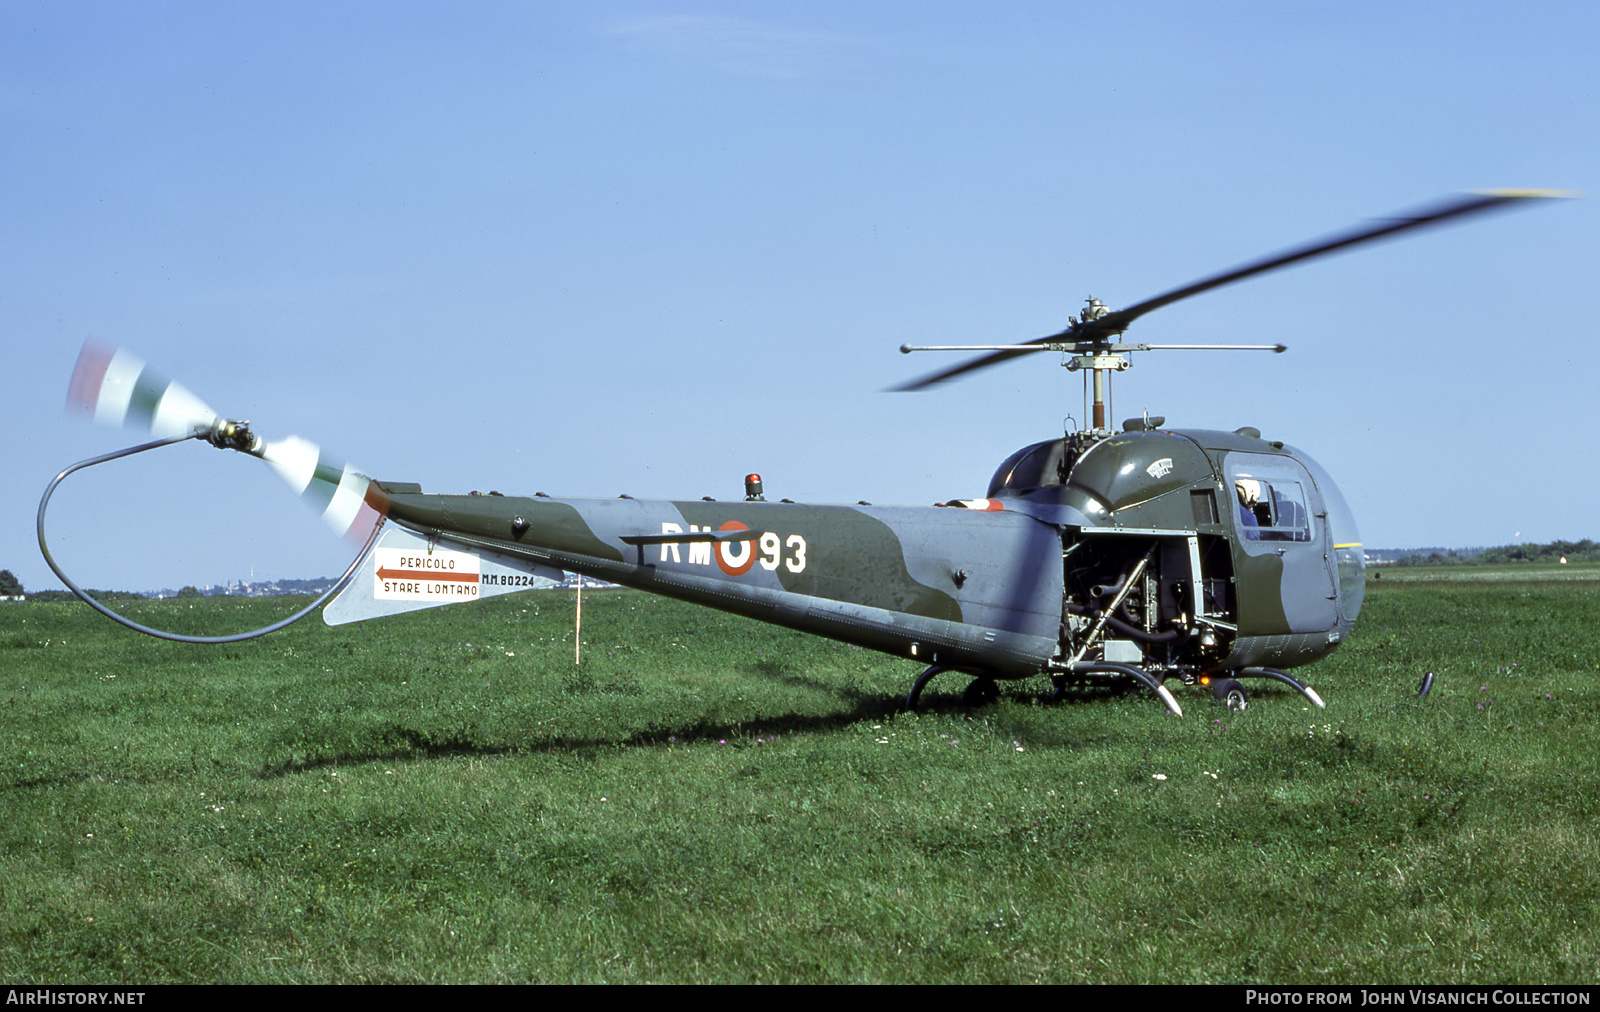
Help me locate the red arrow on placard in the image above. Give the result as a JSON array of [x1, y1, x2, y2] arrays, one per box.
[[376, 567, 479, 583]]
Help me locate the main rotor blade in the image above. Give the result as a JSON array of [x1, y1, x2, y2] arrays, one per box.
[[894, 189, 1569, 391], [1084, 189, 1569, 337], [890, 342, 1048, 391]]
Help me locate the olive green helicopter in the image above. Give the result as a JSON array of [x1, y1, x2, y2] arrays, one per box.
[[42, 190, 1567, 716]]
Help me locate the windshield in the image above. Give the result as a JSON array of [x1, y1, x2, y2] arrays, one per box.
[[1295, 449, 1365, 622]]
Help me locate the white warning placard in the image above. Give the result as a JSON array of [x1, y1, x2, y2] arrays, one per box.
[[324, 525, 565, 627], [373, 546, 481, 601]]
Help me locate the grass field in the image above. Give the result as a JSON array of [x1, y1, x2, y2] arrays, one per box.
[[3, 570, 1599, 984], [1373, 562, 1600, 582]]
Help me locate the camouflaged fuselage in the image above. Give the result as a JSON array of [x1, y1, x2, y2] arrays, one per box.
[[380, 490, 1065, 678], [372, 426, 1364, 680]]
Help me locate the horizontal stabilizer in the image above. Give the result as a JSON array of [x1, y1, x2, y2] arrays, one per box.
[[619, 528, 761, 546], [323, 524, 565, 626]]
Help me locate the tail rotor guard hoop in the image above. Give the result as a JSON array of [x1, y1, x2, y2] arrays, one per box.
[[37, 432, 383, 644]]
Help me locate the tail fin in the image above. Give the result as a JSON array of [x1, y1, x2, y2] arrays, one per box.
[[323, 524, 565, 626]]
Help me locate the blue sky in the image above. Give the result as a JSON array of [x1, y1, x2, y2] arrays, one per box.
[[3, 1, 1595, 593]]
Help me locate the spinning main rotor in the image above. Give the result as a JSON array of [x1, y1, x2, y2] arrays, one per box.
[[897, 190, 1569, 433]]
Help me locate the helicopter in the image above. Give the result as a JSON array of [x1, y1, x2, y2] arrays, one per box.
[[47, 189, 1567, 716]]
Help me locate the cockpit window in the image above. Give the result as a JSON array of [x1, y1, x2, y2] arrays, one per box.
[[1295, 449, 1365, 623], [1233, 477, 1311, 542], [987, 439, 1066, 497]]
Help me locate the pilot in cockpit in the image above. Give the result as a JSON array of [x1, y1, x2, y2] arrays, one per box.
[[1235, 478, 1272, 531]]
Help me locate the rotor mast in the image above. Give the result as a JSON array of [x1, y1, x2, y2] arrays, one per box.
[[1066, 298, 1120, 434], [901, 296, 1284, 436]]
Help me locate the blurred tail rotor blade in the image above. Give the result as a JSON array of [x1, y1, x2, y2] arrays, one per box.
[[257, 435, 385, 543], [65, 338, 386, 543], [68, 339, 221, 438]]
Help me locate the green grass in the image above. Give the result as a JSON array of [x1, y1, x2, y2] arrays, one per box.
[[1373, 560, 1600, 582], [3, 575, 1599, 983]]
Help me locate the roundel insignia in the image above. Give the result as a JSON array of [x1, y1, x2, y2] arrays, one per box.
[[715, 521, 757, 575], [1146, 457, 1174, 479]]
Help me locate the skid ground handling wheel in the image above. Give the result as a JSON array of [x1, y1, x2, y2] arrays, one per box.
[[1210, 677, 1249, 710], [1193, 666, 1325, 711]]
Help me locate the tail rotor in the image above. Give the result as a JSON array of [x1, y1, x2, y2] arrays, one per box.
[[65, 339, 386, 541]]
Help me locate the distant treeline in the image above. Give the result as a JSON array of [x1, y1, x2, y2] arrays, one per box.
[[1388, 539, 1600, 567], [26, 589, 146, 603], [162, 578, 336, 598], [14, 579, 337, 602]]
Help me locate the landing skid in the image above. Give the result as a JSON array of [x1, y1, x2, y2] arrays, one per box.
[[904, 663, 1320, 718], [1053, 662, 1184, 716], [1236, 666, 1325, 709], [903, 665, 998, 711]]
